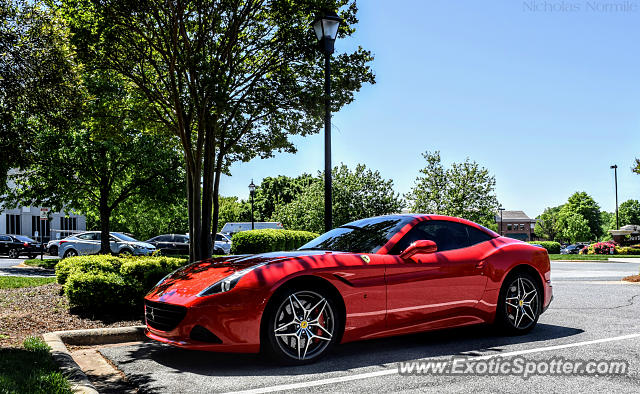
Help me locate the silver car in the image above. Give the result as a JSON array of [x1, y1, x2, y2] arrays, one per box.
[[213, 233, 232, 255], [58, 231, 155, 258]]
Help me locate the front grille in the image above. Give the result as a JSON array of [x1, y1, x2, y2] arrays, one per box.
[[145, 300, 187, 332]]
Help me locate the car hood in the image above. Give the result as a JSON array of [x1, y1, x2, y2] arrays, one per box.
[[146, 250, 341, 305]]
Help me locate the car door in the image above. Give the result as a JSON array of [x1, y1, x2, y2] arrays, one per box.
[[0, 235, 11, 254], [174, 235, 190, 254], [385, 220, 488, 329]]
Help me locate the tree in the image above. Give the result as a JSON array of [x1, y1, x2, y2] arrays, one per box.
[[273, 164, 403, 233], [534, 206, 563, 241], [253, 175, 318, 221], [406, 151, 499, 227], [618, 199, 640, 227], [7, 71, 184, 253], [558, 212, 591, 244], [0, 0, 81, 191], [60, 0, 375, 260], [217, 196, 252, 232], [558, 192, 602, 240]]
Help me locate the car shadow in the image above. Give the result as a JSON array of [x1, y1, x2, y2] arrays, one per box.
[[0, 266, 55, 277], [108, 323, 583, 381]]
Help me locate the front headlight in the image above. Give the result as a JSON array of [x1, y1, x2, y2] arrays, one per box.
[[197, 262, 267, 297]]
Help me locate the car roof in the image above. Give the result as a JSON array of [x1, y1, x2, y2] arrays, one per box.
[[347, 214, 500, 238]]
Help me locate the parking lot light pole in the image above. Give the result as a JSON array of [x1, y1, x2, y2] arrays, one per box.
[[249, 180, 256, 230], [611, 164, 619, 229], [313, 11, 341, 233], [498, 207, 505, 236]]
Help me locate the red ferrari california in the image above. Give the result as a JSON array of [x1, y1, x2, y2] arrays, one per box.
[[144, 214, 552, 364]]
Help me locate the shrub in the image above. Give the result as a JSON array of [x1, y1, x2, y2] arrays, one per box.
[[527, 241, 561, 254], [587, 241, 618, 255], [119, 256, 186, 291], [231, 229, 319, 254], [64, 271, 140, 310], [616, 246, 640, 255], [58, 255, 189, 311], [55, 255, 123, 285]]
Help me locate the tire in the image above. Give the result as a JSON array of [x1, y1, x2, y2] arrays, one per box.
[[49, 246, 58, 256], [495, 271, 542, 334], [214, 248, 224, 256], [119, 249, 133, 257], [63, 249, 78, 258], [8, 248, 19, 259], [263, 287, 342, 365]]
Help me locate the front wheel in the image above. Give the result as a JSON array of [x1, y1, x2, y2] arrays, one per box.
[[264, 288, 341, 365], [63, 249, 78, 258], [496, 271, 541, 334]]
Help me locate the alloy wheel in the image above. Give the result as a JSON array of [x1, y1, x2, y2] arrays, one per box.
[[504, 277, 539, 330], [272, 290, 335, 361], [8, 249, 19, 259]]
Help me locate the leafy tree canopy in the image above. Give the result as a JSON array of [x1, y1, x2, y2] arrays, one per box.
[[406, 151, 499, 227], [618, 199, 640, 227], [273, 164, 403, 233], [534, 205, 563, 241], [558, 212, 591, 244], [557, 191, 602, 240]]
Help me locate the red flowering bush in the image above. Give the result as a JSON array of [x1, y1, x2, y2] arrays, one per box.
[[588, 241, 618, 255]]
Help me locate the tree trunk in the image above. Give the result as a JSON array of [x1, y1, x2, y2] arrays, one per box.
[[200, 132, 216, 259], [211, 147, 224, 247], [99, 184, 111, 254]]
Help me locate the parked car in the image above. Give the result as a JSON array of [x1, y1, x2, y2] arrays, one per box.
[[213, 233, 232, 255], [145, 234, 190, 255], [145, 214, 552, 364], [0, 234, 42, 259], [58, 231, 155, 258], [560, 244, 584, 254]]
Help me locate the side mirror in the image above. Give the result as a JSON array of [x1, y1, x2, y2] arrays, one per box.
[[400, 240, 438, 260]]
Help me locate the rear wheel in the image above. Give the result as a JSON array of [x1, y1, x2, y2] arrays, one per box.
[[264, 288, 341, 365], [8, 248, 19, 259], [496, 271, 541, 334], [63, 249, 78, 258]]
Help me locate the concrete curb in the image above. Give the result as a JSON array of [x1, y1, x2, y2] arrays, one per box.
[[42, 326, 146, 394]]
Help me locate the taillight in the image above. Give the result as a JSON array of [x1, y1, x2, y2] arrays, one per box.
[[23, 242, 29, 247]]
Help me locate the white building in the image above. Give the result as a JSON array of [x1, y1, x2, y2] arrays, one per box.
[[1, 170, 86, 242]]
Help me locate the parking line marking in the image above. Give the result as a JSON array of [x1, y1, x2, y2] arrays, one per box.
[[230, 333, 640, 394]]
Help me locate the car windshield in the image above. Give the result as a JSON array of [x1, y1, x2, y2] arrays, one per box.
[[298, 216, 413, 253], [14, 235, 35, 242], [111, 232, 139, 242]]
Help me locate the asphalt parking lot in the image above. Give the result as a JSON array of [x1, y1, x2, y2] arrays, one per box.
[[100, 261, 640, 393], [0, 256, 56, 277]]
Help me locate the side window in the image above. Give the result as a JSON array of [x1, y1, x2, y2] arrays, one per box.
[[215, 234, 223, 242], [467, 226, 493, 246], [77, 233, 92, 240], [390, 220, 470, 254], [176, 235, 189, 243], [0, 235, 10, 242]]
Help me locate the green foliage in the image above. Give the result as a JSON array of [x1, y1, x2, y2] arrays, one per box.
[[24, 258, 61, 269], [558, 192, 602, 240], [273, 164, 403, 233], [406, 151, 499, 227], [55, 255, 123, 285], [58, 255, 188, 311], [59, 0, 376, 261], [618, 199, 640, 227], [616, 246, 640, 255], [253, 175, 318, 222], [0, 276, 55, 289], [0, 0, 81, 193], [534, 206, 563, 241], [231, 230, 318, 254], [0, 337, 72, 394], [217, 196, 253, 232], [558, 212, 592, 243], [527, 241, 561, 254]]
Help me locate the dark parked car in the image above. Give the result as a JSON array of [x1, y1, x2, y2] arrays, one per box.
[[560, 244, 584, 254], [145, 234, 190, 255], [0, 234, 42, 258]]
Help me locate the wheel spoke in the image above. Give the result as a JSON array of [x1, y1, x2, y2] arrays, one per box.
[[274, 320, 296, 333], [302, 331, 312, 359], [275, 332, 297, 338], [309, 299, 328, 324], [506, 301, 518, 308]]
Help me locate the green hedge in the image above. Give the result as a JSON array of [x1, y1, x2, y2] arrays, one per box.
[[231, 229, 319, 254], [527, 241, 561, 254], [56, 255, 188, 311]]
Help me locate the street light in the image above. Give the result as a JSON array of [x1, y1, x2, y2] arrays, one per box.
[[248, 179, 256, 230], [313, 11, 342, 233], [498, 207, 505, 236], [611, 164, 619, 229]]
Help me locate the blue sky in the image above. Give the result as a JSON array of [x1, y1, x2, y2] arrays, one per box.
[[220, 0, 640, 218]]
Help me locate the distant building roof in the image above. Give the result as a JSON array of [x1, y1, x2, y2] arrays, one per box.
[[495, 210, 535, 222]]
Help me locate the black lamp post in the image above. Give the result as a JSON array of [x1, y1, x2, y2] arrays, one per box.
[[611, 164, 619, 229], [498, 207, 505, 236], [249, 179, 256, 230], [313, 11, 342, 233]]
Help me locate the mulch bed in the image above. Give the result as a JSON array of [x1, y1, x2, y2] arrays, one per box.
[[623, 275, 640, 283], [0, 283, 143, 348]]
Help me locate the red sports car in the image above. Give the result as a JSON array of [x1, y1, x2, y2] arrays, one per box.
[[144, 214, 552, 364]]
